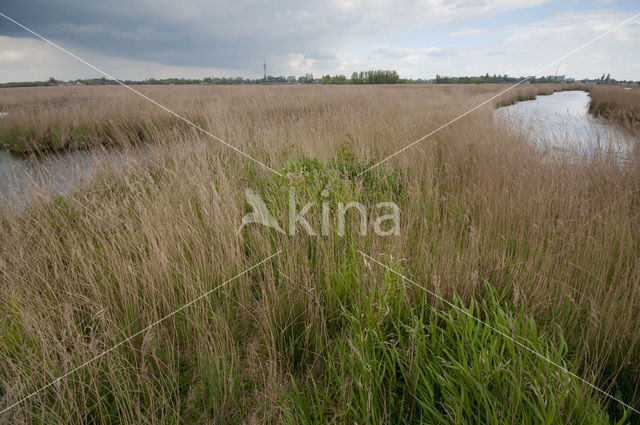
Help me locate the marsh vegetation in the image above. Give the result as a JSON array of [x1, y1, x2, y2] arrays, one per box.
[[0, 84, 639, 423]]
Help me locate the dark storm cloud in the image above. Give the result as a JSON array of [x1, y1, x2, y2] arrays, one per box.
[[0, 0, 347, 73]]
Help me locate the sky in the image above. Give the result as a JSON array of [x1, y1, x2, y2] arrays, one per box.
[[0, 0, 638, 83]]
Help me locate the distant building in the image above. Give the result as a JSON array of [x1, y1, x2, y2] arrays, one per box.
[[553, 75, 565, 82]]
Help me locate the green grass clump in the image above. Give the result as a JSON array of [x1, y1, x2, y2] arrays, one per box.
[[0, 116, 205, 156], [283, 261, 613, 424], [0, 125, 36, 154]]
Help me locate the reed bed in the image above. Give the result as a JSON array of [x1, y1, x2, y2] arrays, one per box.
[[0, 84, 639, 424], [587, 85, 640, 130]]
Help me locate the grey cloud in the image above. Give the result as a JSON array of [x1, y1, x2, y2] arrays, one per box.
[[373, 47, 408, 59], [0, 0, 349, 73], [373, 46, 452, 60], [0, 0, 563, 78]]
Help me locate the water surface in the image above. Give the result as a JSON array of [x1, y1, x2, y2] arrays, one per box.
[[0, 148, 140, 213], [495, 90, 635, 158]]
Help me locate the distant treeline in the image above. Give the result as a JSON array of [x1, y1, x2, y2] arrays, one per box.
[[319, 70, 400, 84], [0, 76, 306, 88], [0, 71, 402, 87], [319, 72, 569, 85], [435, 74, 564, 84], [2, 72, 638, 88]]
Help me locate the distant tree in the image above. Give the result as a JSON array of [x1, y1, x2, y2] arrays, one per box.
[[606, 73, 611, 82], [332, 74, 348, 84], [351, 70, 400, 84]]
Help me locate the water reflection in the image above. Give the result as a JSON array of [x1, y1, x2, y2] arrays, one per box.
[[495, 90, 636, 159], [0, 147, 143, 213]]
